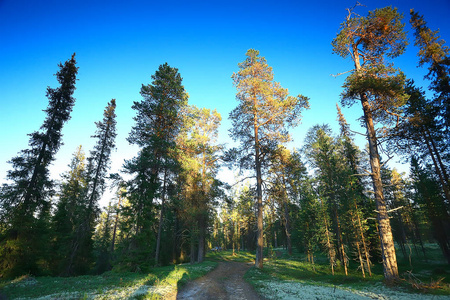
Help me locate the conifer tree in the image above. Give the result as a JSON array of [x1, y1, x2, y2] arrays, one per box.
[[228, 49, 309, 268], [125, 63, 187, 267], [0, 54, 78, 278], [410, 10, 450, 133], [332, 5, 409, 281], [65, 99, 117, 275], [51, 145, 87, 275]]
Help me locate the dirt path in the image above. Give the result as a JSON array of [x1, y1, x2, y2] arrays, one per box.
[[173, 261, 262, 300]]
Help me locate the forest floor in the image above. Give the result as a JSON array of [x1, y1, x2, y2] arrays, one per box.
[[173, 261, 261, 300], [2, 245, 450, 299]]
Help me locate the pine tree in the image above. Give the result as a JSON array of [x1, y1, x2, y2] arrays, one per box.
[[332, 5, 409, 281], [228, 49, 309, 268], [125, 63, 187, 267], [0, 54, 78, 278]]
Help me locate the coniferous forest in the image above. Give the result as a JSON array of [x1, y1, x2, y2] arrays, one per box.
[[1, 4, 450, 298]]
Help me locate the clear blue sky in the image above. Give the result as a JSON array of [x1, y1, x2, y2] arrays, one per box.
[[1, 0, 449, 205]]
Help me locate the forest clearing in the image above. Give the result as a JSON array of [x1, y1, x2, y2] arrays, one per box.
[[1, 1, 450, 299], [2, 247, 450, 299]]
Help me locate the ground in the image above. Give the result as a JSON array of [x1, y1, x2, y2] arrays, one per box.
[[172, 261, 261, 300]]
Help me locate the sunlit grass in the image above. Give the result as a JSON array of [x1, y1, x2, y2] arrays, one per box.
[[1, 261, 217, 299], [206, 249, 256, 263]]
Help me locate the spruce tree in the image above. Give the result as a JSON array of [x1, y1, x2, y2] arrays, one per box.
[[51, 145, 87, 275], [0, 54, 78, 278], [410, 10, 450, 133], [64, 99, 117, 275]]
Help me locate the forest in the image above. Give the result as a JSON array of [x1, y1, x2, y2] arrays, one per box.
[[0, 4, 449, 297]]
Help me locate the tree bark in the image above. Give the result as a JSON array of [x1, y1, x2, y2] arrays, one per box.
[[155, 168, 168, 266], [198, 216, 205, 263], [360, 92, 399, 281], [254, 125, 264, 269]]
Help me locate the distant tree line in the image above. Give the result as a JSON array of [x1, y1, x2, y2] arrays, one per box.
[[0, 5, 449, 284]]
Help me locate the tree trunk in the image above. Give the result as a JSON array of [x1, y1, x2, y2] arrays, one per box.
[[283, 188, 292, 256], [355, 202, 372, 276], [111, 193, 122, 253], [254, 125, 264, 269], [198, 216, 205, 263], [155, 168, 168, 266], [424, 131, 450, 203], [190, 236, 196, 264], [360, 92, 399, 281]]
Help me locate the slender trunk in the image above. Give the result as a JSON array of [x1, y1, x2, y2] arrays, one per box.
[[190, 236, 196, 264], [428, 131, 449, 185], [254, 125, 264, 269], [198, 215, 205, 263], [155, 168, 168, 266], [335, 208, 348, 275], [172, 209, 179, 263], [355, 202, 372, 276], [424, 131, 450, 203], [355, 230, 366, 278], [322, 202, 335, 275], [110, 194, 122, 253], [283, 187, 292, 256]]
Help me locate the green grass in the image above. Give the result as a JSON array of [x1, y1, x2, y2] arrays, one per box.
[[242, 245, 450, 298], [206, 249, 256, 263], [2, 244, 449, 299], [0, 261, 217, 299]]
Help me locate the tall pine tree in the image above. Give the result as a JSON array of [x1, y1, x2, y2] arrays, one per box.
[[332, 5, 408, 281], [228, 49, 309, 268]]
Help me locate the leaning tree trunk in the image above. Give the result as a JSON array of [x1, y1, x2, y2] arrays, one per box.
[[360, 92, 399, 281]]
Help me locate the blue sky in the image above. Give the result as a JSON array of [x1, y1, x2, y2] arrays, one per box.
[[1, 0, 449, 204]]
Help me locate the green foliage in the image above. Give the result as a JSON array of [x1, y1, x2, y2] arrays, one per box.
[[51, 145, 88, 275], [0, 54, 78, 278], [410, 9, 450, 129]]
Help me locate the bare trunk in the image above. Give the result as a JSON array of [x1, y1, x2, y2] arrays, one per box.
[[254, 126, 264, 269], [110, 194, 122, 253], [190, 237, 196, 264], [155, 168, 168, 266], [360, 92, 399, 281], [355, 202, 372, 276], [424, 131, 450, 203], [283, 187, 292, 256], [198, 216, 205, 263]]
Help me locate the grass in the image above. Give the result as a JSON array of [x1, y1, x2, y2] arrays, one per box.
[[2, 244, 449, 299], [241, 244, 450, 299], [206, 249, 255, 263], [0, 261, 217, 299]]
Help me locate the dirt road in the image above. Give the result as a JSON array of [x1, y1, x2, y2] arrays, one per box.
[[174, 261, 262, 300]]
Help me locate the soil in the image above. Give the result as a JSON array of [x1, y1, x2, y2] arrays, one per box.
[[171, 261, 262, 300]]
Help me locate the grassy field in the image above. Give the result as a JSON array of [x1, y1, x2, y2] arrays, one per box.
[[1, 244, 450, 299]]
